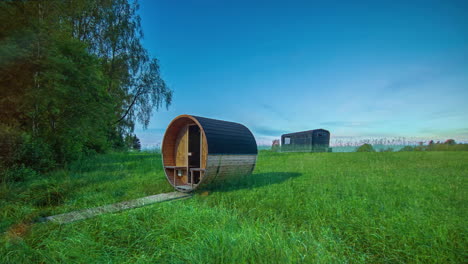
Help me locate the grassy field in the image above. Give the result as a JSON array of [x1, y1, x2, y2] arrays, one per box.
[[1, 151, 467, 263]]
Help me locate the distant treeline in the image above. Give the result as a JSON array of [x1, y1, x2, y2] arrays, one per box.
[[0, 0, 171, 180], [356, 139, 468, 152], [267, 139, 468, 153]]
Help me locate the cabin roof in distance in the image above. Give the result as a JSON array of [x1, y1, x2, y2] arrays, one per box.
[[281, 129, 330, 137], [191, 115, 258, 155]]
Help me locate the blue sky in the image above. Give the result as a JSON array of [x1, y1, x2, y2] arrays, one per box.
[[136, 0, 468, 147]]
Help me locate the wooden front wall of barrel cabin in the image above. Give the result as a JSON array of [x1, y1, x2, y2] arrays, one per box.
[[162, 115, 258, 192], [162, 117, 208, 190]]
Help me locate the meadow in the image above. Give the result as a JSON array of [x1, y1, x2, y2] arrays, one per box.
[[1, 151, 467, 263]]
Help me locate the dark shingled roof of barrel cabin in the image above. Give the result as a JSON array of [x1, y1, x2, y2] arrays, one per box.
[[192, 116, 257, 155]]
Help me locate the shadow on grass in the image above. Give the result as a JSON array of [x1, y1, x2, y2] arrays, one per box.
[[205, 172, 302, 193]]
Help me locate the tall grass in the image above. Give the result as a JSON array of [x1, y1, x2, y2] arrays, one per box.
[[1, 151, 467, 263], [0, 152, 173, 232]]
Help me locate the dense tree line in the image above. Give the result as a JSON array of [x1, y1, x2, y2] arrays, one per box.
[[0, 0, 171, 178]]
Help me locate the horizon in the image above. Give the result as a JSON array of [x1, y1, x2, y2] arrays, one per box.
[[135, 0, 468, 148]]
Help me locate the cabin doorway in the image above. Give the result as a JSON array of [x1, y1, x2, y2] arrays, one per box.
[[188, 125, 201, 184]]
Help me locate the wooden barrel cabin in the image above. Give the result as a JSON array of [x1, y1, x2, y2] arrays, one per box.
[[162, 115, 258, 192]]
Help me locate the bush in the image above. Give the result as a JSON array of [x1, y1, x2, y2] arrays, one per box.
[[430, 143, 468, 152], [356, 144, 375, 152], [1, 164, 39, 183], [444, 139, 456, 145], [0, 125, 22, 168], [18, 135, 55, 173], [271, 140, 280, 152], [399, 146, 415, 152], [379, 147, 394, 152], [124, 134, 141, 151], [0, 126, 56, 182]]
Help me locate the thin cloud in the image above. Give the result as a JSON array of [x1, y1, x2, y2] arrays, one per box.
[[253, 126, 289, 137], [429, 110, 465, 120], [260, 104, 291, 122], [419, 127, 468, 138], [383, 56, 468, 93], [320, 121, 378, 128]]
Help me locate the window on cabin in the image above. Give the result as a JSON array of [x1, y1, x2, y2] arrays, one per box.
[[284, 137, 291, 144]]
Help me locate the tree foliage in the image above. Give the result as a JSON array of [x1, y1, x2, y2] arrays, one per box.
[[356, 144, 375, 152], [124, 134, 141, 151], [0, 0, 171, 176]]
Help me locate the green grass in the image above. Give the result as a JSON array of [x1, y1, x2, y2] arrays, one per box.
[[1, 151, 467, 263]]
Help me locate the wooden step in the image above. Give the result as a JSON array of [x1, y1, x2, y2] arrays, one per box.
[[176, 185, 196, 191], [164, 166, 187, 170]]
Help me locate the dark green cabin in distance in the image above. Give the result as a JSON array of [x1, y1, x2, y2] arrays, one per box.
[[281, 129, 331, 152]]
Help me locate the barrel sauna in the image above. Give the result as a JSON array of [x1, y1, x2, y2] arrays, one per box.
[[162, 115, 257, 192]]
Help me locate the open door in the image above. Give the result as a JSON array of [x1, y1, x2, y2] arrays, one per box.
[[188, 125, 201, 184]]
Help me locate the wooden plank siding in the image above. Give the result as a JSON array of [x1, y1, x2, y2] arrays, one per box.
[[204, 155, 256, 184], [175, 126, 188, 182]]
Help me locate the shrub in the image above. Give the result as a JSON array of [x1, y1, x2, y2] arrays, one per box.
[[0, 126, 55, 181], [379, 147, 394, 152], [431, 143, 468, 152], [444, 139, 456, 145], [0, 125, 22, 168], [124, 134, 141, 151], [271, 139, 280, 152], [1, 164, 39, 183], [18, 135, 55, 173], [356, 144, 375, 152], [399, 146, 415, 152]]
